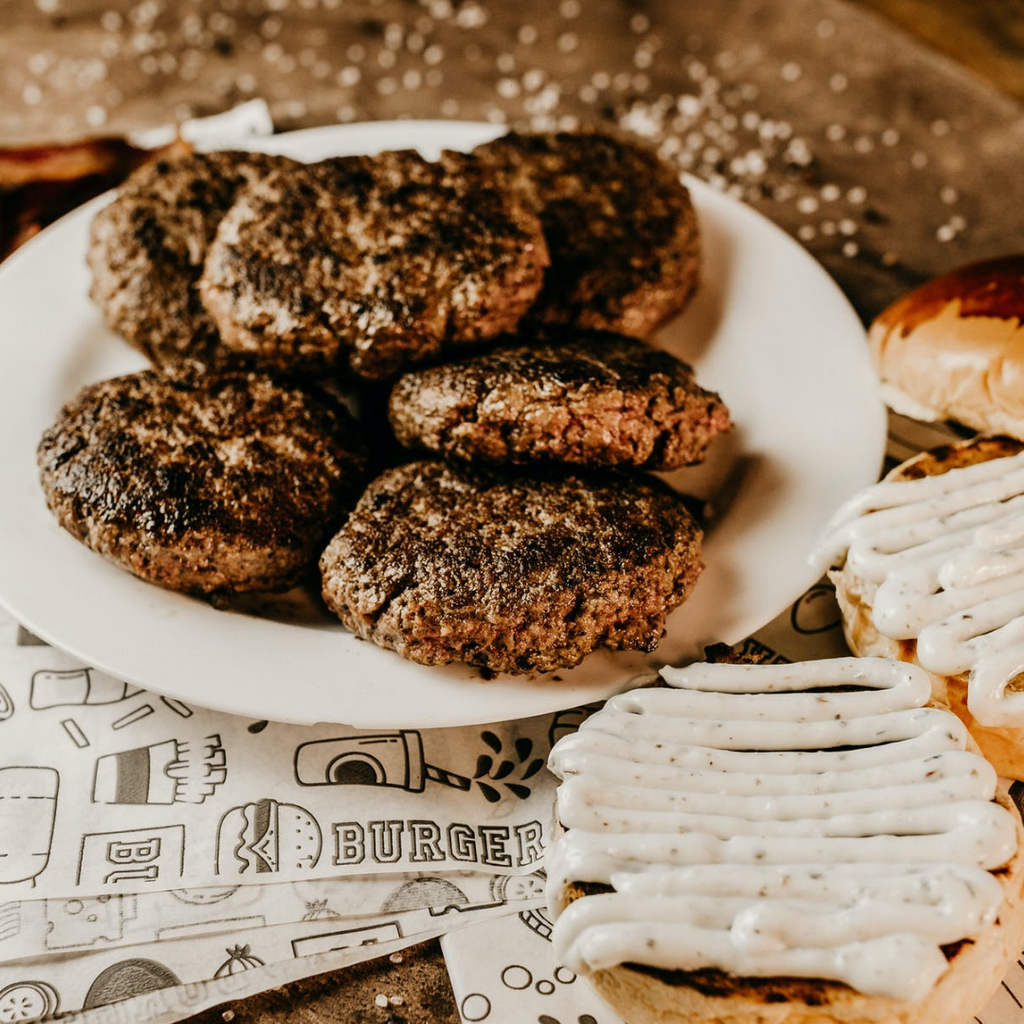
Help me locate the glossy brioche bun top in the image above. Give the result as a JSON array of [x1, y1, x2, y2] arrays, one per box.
[[868, 255, 1024, 438]]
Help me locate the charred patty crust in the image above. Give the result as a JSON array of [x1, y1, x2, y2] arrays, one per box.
[[199, 149, 549, 381], [387, 331, 731, 470], [466, 130, 700, 337], [319, 460, 704, 674], [38, 364, 368, 595], [87, 150, 296, 366]]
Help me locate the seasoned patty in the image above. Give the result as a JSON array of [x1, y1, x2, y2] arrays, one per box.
[[199, 150, 550, 381], [38, 365, 368, 595], [465, 130, 700, 337], [319, 460, 704, 674], [87, 149, 296, 366], [387, 331, 731, 470]]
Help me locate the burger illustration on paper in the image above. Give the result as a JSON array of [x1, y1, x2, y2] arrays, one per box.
[[215, 799, 322, 876], [91, 735, 226, 805]]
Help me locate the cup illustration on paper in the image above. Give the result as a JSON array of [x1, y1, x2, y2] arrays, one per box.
[[294, 731, 472, 792], [92, 735, 226, 805], [216, 799, 322, 875], [0, 766, 58, 886], [294, 730, 546, 802], [30, 669, 143, 709]]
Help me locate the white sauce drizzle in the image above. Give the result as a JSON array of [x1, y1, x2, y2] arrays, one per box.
[[811, 449, 1024, 726], [546, 658, 1017, 1002]]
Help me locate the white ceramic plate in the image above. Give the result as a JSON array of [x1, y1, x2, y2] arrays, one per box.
[[0, 121, 886, 728]]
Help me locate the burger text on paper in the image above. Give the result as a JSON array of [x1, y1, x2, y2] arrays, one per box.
[[331, 818, 546, 869]]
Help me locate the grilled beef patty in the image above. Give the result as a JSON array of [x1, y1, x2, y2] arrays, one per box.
[[465, 130, 700, 338], [199, 149, 550, 381], [388, 331, 731, 470], [87, 150, 295, 366], [319, 460, 704, 674], [38, 365, 367, 595]]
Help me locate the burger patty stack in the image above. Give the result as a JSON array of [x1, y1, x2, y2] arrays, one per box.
[[39, 129, 730, 677], [41, 126, 1024, 1024]]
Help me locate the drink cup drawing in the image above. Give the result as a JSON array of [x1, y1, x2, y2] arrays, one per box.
[[30, 669, 142, 709], [92, 735, 226, 805], [294, 731, 471, 792], [0, 767, 58, 886]]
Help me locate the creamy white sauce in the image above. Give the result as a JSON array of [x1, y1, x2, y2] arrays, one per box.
[[811, 450, 1024, 726], [546, 658, 1016, 1002]]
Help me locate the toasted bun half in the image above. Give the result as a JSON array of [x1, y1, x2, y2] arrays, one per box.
[[561, 782, 1024, 1024], [831, 436, 1024, 778], [868, 255, 1024, 438]]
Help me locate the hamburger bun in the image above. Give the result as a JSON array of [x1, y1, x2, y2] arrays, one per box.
[[546, 658, 1024, 1024], [559, 787, 1024, 1024], [868, 255, 1024, 438], [827, 436, 1024, 778]]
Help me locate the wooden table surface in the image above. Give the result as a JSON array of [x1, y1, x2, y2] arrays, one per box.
[[2, 1, 1023, 1021]]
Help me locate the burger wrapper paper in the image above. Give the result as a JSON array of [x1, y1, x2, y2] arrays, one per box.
[[0, 582, 578, 1023], [1, 869, 546, 961], [8, 936, 428, 1024], [0, 610, 568, 1020], [440, 909, 1024, 1024], [0, 899, 536, 1019], [442, 911, 624, 1024], [0, 637, 561, 900]]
